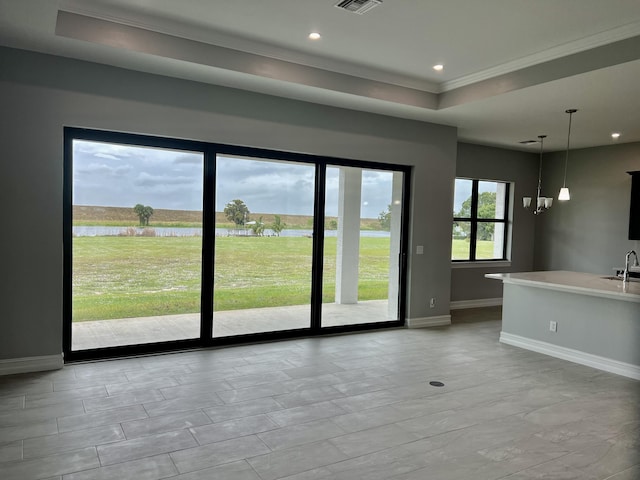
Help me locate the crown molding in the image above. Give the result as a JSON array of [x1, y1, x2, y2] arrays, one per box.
[[441, 21, 640, 92]]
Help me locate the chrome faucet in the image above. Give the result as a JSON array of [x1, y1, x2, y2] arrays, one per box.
[[623, 250, 639, 283]]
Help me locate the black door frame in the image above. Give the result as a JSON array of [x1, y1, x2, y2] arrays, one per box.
[[63, 127, 411, 362]]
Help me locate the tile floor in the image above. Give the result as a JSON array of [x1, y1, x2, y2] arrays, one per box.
[[1, 307, 639, 480]]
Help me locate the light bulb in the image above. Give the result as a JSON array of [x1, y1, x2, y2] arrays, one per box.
[[558, 187, 570, 201]]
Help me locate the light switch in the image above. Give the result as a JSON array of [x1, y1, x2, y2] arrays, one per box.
[[416, 245, 424, 254]]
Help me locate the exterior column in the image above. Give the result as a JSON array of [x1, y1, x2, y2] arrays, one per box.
[[336, 167, 362, 304], [387, 171, 403, 319], [493, 183, 507, 257]]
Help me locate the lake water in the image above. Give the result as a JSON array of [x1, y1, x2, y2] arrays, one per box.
[[72, 226, 390, 238]]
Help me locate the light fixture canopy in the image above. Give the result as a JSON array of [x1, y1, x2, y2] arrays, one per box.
[[558, 109, 577, 201]]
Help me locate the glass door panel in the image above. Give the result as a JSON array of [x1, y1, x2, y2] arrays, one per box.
[[71, 140, 204, 350], [322, 166, 404, 327], [213, 155, 315, 337]]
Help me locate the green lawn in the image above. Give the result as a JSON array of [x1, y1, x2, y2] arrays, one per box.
[[72, 236, 391, 321], [451, 238, 497, 260]]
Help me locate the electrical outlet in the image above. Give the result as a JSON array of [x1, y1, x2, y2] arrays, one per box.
[[549, 321, 557, 332], [430, 298, 436, 308]]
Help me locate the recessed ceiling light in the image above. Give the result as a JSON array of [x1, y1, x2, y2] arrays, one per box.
[[308, 32, 321, 40], [611, 132, 621, 139], [433, 64, 444, 71]]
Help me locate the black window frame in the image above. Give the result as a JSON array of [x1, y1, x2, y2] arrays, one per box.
[[452, 178, 510, 262], [63, 126, 412, 362]]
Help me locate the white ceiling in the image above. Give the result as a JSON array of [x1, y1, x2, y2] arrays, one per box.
[[2, 0, 640, 152]]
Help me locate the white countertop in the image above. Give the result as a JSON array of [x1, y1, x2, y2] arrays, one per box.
[[485, 270, 640, 303]]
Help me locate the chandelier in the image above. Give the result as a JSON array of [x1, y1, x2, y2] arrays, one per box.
[[523, 135, 552, 214]]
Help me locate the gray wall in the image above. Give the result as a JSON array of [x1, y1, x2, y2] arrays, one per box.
[[502, 283, 640, 367], [451, 143, 538, 302], [534, 142, 640, 274], [0, 47, 457, 361]]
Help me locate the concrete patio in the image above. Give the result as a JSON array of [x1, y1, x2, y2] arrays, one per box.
[[72, 300, 390, 350]]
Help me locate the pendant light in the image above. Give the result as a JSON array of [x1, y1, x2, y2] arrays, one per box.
[[558, 109, 577, 201], [523, 135, 553, 213]]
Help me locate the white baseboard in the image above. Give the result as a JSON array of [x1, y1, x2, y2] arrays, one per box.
[[0, 354, 64, 376], [500, 332, 640, 381], [407, 315, 451, 328], [450, 298, 503, 310]]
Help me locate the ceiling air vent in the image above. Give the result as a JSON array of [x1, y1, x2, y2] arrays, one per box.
[[334, 0, 382, 15], [519, 140, 539, 145]]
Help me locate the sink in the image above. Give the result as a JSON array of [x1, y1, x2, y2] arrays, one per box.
[[612, 269, 640, 278], [602, 275, 640, 283]]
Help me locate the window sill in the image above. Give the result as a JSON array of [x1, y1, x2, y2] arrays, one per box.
[[451, 260, 511, 269]]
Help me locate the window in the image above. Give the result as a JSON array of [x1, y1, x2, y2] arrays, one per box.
[[64, 127, 411, 361], [452, 178, 510, 261]]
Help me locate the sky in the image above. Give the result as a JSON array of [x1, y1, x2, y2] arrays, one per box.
[[454, 179, 472, 214], [453, 178, 498, 214], [73, 140, 397, 218]]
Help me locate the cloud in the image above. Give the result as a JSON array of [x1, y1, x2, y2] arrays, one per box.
[[94, 153, 120, 160], [74, 140, 134, 160], [215, 157, 317, 215], [76, 162, 112, 174], [114, 165, 133, 175], [75, 163, 132, 176], [174, 153, 203, 165], [134, 172, 198, 187]]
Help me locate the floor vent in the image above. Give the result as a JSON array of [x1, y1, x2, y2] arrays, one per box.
[[334, 0, 382, 15]]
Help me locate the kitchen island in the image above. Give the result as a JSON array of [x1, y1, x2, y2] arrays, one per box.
[[486, 271, 640, 380]]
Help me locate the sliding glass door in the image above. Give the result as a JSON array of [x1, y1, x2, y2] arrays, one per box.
[[65, 128, 408, 359], [322, 166, 404, 327], [213, 155, 316, 336], [69, 138, 204, 351]]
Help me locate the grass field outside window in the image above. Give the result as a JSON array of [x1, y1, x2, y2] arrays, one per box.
[[72, 236, 391, 321], [451, 239, 496, 260]]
